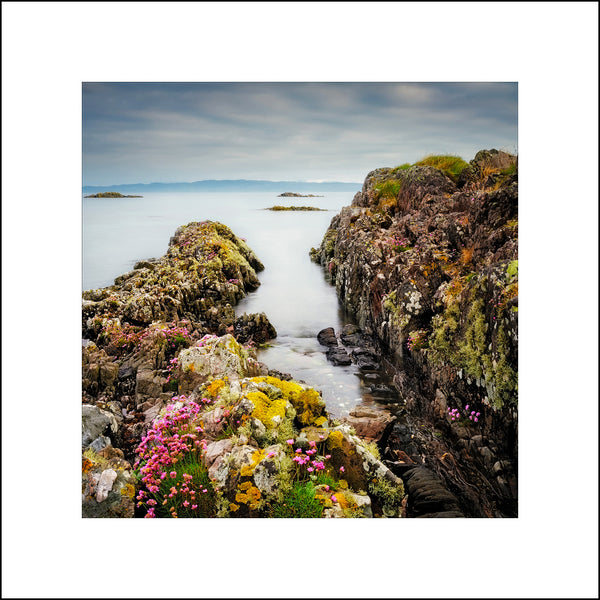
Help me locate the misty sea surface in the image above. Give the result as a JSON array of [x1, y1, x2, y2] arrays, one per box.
[[83, 190, 384, 417]]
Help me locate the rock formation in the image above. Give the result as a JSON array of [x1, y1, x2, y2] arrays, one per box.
[[311, 150, 518, 516], [82, 220, 405, 517]]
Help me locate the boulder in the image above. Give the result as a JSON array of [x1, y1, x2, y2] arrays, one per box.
[[82, 404, 119, 448], [317, 327, 338, 347], [177, 334, 253, 392], [340, 405, 395, 443], [233, 312, 277, 344]]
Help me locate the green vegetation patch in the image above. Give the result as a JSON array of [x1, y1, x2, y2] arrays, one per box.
[[271, 481, 324, 518], [267, 205, 327, 211], [414, 155, 469, 182]]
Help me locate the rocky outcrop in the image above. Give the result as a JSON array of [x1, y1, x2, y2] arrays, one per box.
[[82, 222, 280, 517], [277, 192, 323, 197], [82, 222, 405, 518], [132, 334, 405, 518], [311, 151, 518, 516]]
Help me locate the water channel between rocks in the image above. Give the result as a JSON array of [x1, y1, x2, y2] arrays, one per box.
[[83, 190, 404, 419]]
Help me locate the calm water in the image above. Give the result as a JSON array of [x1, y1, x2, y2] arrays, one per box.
[[83, 190, 391, 417]]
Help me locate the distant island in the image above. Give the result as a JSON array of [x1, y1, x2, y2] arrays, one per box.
[[267, 205, 327, 211], [277, 192, 323, 197], [84, 192, 143, 198], [82, 179, 361, 195]]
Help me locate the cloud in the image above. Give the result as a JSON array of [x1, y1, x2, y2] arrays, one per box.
[[82, 82, 518, 185]]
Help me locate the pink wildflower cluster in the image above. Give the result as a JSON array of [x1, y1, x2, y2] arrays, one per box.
[[195, 334, 219, 348], [287, 438, 334, 480], [389, 235, 411, 252], [447, 404, 481, 423], [165, 356, 179, 384], [158, 324, 192, 350], [100, 322, 144, 353], [134, 396, 215, 518], [406, 329, 428, 352]]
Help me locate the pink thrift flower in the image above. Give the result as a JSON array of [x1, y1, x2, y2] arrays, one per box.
[[331, 495, 338, 503], [325, 454, 331, 459], [465, 405, 469, 411], [307, 467, 314, 472], [296, 448, 302, 454], [286, 439, 294, 445], [170, 471, 177, 479], [340, 466, 345, 473], [474, 417, 478, 422], [192, 504, 198, 509]]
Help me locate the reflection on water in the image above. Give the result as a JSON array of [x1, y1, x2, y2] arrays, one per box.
[[83, 190, 401, 416]]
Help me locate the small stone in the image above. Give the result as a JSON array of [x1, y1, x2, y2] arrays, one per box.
[[95, 469, 117, 502]]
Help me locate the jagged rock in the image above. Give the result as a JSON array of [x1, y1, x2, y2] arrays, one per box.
[[233, 312, 277, 344], [82, 404, 119, 448], [311, 150, 518, 514], [82, 459, 135, 518], [317, 327, 338, 347], [177, 333, 256, 393], [340, 406, 395, 443], [401, 466, 464, 517], [326, 347, 352, 366]]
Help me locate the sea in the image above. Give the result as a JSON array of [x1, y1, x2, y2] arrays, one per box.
[[83, 190, 394, 417]]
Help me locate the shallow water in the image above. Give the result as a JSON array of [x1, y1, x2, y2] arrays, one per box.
[[83, 190, 395, 416]]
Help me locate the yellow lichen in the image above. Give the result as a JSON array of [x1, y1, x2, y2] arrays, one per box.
[[247, 391, 287, 429], [235, 481, 262, 507], [205, 378, 226, 397], [240, 449, 266, 477], [120, 483, 135, 498], [327, 430, 344, 449]]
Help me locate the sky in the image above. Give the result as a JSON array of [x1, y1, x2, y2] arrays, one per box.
[[82, 82, 518, 186]]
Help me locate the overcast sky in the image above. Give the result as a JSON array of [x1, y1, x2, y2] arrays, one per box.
[[83, 82, 518, 186]]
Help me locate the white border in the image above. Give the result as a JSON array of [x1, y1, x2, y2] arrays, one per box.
[[2, 2, 598, 598]]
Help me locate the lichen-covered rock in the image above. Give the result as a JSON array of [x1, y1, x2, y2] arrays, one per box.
[[82, 404, 119, 448], [131, 335, 405, 518], [82, 448, 135, 518], [340, 405, 395, 443], [177, 333, 260, 392], [233, 312, 277, 344], [311, 150, 518, 515]]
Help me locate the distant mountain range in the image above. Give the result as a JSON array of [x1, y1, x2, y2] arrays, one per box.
[[82, 179, 362, 195]]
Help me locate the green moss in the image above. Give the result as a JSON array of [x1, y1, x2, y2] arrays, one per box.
[[506, 260, 518, 280], [458, 297, 488, 380], [430, 302, 460, 362], [493, 321, 518, 409], [368, 477, 404, 513], [373, 179, 403, 211], [414, 154, 469, 182]]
